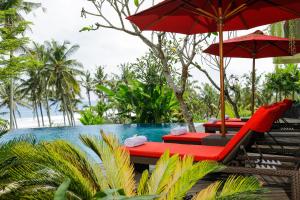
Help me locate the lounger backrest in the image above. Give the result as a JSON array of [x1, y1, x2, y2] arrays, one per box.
[[251, 103, 286, 133], [283, 99, 293, 109], [251, 105, 283, 132], [218, 105, 281, 162], [271, 100, 292, 121]]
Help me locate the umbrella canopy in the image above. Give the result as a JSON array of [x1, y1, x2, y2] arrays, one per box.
[[204, 30, 300, 114], [128, 1, 300, 34], [127, 0, 300, 135], [204, 30, 300, 58]]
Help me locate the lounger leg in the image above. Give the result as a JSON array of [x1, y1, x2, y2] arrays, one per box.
[[134, 163, 149, 173]]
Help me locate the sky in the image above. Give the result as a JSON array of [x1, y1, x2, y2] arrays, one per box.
[[27, 0, 275, 98]]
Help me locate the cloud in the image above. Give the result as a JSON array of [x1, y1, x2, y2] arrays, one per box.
[[27, 0, 274, 86], [27, 0, 148, 75]]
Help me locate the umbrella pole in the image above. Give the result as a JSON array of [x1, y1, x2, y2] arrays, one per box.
[[218, 7, 226, 136], [251, 58, 256, 115]]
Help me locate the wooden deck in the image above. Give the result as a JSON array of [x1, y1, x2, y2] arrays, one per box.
[[134, 168, 292, 200]]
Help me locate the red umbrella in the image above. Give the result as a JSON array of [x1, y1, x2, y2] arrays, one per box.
[[204, 30, 300, 114], [127, 0, 300, 136]]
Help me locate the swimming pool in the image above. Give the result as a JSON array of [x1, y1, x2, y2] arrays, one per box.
[[0, 123, 203, 161]]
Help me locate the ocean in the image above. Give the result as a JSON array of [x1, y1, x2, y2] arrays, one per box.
[[0, 101, 93, 128]]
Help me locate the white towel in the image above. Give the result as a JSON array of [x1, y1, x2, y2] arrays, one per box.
[[170, 127, 187, 135], [208, 117, 218, 124], [124, 135, 147, 147], [225, 115, 230, 120]]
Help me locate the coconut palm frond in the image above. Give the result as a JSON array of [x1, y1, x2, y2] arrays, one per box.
[[81, 133, 136, 196], [0, 142, 60, 197], [79, 135, 110, 190], [43, 141, 102, 192], [109, 142, 136, 196], [8, 140, 101, 199], [0, 184, 55, 200], [193, 175, 263, 200], [137, 170, 149, 195], [218, 176, 264, 200], [0, 142, 38, 183], [192, 161, 225, 180], [146, 151, 179, 195], [54, 178, 71, 200], [192, 181, 221, 200], [162, 155, 194, 192], [100, 130, 120, 150], [99, 140, 136, 196], [163, 159, 223, 200], [101, 134, 136, 196], [162, 156, 195, 200], [0, 132, 265, 200]]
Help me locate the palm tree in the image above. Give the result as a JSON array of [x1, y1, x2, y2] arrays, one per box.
[[0, 132, 263, 199], [81, 70, 94, 107], [44, 40, 83, 126], [21, 42, 54, 127], [0, 0, 42, 130], [0, 80, 29, 129], [19, 66, 43, 127], [94, 66, 108, 101]]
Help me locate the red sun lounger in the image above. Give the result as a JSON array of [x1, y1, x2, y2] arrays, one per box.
[[126, 104, 280, 164], [203, 99, 293, 133], [163, 100, 290, 145], [125, 104, 299, 200]]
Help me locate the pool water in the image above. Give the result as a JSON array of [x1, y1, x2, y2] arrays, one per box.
[[0, 123, 193, 143], [1, 124, 204, 159]]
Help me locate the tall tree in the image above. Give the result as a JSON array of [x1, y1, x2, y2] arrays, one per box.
[[81, 70, 93, 106], [81, 1, 212, 131], [0, 0, 41, 130], [94, 66, 108, 101], [45, 40, 83, 126], [20, 42, 51, 127], [0, 80, 29, 128], [0, 10, 29, 129]]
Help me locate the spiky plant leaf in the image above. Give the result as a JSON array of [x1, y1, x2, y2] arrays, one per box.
[[6, 140, 105, 199], [147, 151, 179, 194], [54, 178, 71, 200], [100, 130, 120, 150], [192, 181, 221, 200], [137, 170, 149, 195], [81, 133, 136, 196], [218, 176, 263, 199], [193, 176, 263, 200], [123, 194, 159, 200], [93, 188, 125, 199], [0, 136, 37, 186], [163, 159, 223, 200]]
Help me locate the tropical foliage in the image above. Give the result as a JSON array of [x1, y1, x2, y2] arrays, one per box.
[[0, 1, 83, 129], [0, 118, 8, 136], [0, 132, 263, 199], [0, 4, 35, 130], [44, 40, 83, 126], [79, 102, 108, 125], [81, 70, 94, 107], [265, 64, 300, 101], [1, 0, 300, 129], [99, 80, 179, 123], [0, 80, 29, 128]]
